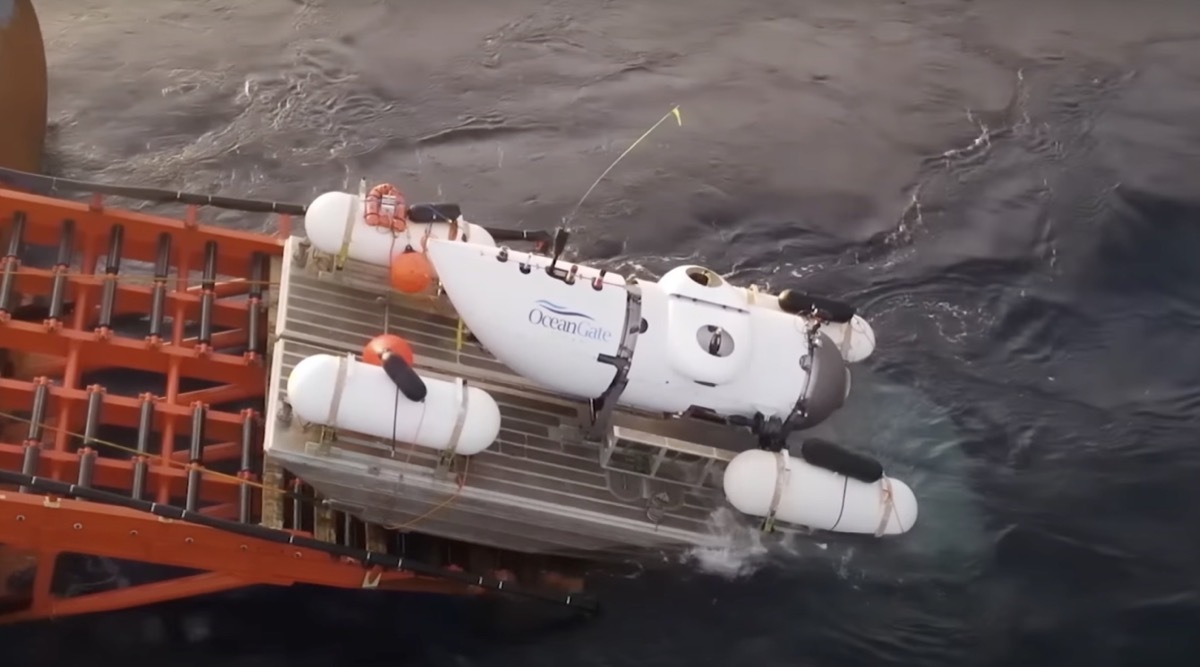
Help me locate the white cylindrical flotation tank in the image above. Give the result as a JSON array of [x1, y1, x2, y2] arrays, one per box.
[[304, 191, 496, 266], [286, 353, 501, 455], [722, 449, 918, 535]]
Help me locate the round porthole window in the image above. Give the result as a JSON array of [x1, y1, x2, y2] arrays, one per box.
[[696, 324, 735, 357]]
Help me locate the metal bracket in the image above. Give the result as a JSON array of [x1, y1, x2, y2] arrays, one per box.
[[306, 437, 333, 457], [275, 398, 293, 425], [586, 282, 643, 442], [316, 426, 337, 448], [435, 377, 470, 476], [646, 493, 667, 525], [361, 569, 383, 589], [760, 450, 791, 533], [293, 238, 311, 269], [783, 320, 825, 433], [327, 353, 350, 426], [874, 477, 895, 537], [310, 353, 351, 447], [335, 179, 366, 269]]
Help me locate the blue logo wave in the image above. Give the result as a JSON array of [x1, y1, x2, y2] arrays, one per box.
[[533, 299, 594, 320]]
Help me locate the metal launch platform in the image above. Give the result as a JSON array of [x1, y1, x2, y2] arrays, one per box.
[[0, 178, 767, 626], [265, 236, 759, 560]]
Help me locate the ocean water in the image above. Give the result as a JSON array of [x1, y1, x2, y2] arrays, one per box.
[[7, 0, 1200, 665]]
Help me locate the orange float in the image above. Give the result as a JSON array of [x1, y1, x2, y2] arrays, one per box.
[[362, 333, 414, 367], [389, 249, 434, 294]]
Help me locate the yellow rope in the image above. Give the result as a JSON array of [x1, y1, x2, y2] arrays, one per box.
[[0, 407, 467, 530], [1, 259, 468, 530], [0, 267, 447, 311], [0, 407, 278, 493], [385, 457, 469, 531], [0, 268, 280, 289]]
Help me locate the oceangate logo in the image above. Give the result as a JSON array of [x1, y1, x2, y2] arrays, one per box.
[[527, 299, 614, 342]]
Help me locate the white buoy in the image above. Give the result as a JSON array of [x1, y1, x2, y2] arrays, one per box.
[[721, 448, 918, 535], [286, 353, 501, 455], [304, 190, 496, 266]]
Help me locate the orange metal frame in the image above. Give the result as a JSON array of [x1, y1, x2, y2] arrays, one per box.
[[0, 492, 468, 623], [0, 186, 492, 624]]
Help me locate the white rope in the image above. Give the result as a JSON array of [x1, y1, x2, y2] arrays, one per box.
[[762, 450, 791, 532], [874, 477, 896, 537], [444, 378, 469, 456], [335, 188, 361, 268], [326, 353, 350, 427]]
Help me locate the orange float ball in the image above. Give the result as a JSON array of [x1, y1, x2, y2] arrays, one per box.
[[362, 334, 414, 367], [389, 250, 434, 294]]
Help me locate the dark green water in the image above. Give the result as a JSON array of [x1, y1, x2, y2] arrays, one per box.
[[6, 1, 1200, 665]]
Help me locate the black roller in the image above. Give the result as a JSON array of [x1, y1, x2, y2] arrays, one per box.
[[407, 202, 462, 223], [0, 165, 558, 249], [777, 289, 856, 323], [798, 438, 884, 483], [381, 352, 428, 402], [3, 299, 74, 321]]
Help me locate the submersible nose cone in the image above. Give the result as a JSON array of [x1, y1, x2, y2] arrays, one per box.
[[0, 0, 49, 173]]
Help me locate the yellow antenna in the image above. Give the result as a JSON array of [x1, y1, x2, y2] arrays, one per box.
[[564, 105, 683, 228]]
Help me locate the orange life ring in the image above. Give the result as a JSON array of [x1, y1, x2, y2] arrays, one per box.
[[364, 183, 408, 231]]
